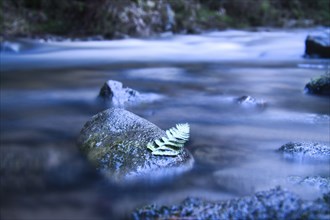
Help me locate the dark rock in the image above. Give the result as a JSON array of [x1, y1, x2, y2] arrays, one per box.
[[98, 80, 161, 108], [77, 108, 194, 183], [305, 34, 330, 58], [304, 72, 330, 96], [278, 142, 330, 162], [133, 187, 330, 220]]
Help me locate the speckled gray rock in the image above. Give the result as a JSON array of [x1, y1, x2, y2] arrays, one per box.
[[278, 142, 330, 162], [77, 108, 194, 183], [98, 80, 162, 107], [133, 187, 330, 220]]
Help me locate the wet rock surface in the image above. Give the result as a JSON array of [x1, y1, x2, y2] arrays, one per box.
[[304, 72, 330, 96], [278, 142, 330, 162], [98, 80, 162, 108], [305, 34, 330, 58], [133, 187, 330, 220], [77, 108, 194, 183]]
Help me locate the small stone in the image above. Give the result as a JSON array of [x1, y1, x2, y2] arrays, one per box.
[[278, 142, 330, 162], [98, 80, 138, 107], [235, 95, 266, 109], [98, 80, 162, 108]]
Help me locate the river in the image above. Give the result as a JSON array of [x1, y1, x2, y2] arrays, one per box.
[[1, 28, 329, 219]]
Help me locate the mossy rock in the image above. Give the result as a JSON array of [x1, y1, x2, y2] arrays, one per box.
[[305, 73, 330, 96], [77, 108, 194, 183]]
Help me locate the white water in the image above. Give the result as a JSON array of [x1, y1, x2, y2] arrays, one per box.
[[2, 28, 329, 71]]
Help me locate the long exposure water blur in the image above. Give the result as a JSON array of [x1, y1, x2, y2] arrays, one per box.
[[1, 28, 329, 219]]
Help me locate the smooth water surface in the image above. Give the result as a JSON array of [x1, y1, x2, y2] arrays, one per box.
[[1, 29, 329, 219]]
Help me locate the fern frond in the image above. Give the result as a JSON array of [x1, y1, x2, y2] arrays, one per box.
[[147, 123, 190, 156]]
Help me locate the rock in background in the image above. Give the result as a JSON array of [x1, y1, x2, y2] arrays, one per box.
[[305, 33, 330, 58], [98, 80, 162, 108]]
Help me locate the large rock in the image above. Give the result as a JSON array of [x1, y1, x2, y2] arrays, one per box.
[[305, 34, 330, 58], [278, 142, 330, 162], [77, 108, 194, 183], [98, 80, 162, 108], [133, 187, 330, 219]]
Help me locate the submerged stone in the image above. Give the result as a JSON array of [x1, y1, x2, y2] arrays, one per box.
[[133, 187, 330, 220], [278, 142, 330, 162], [77, 108, 194, 183], [235, 95, 266, 110]]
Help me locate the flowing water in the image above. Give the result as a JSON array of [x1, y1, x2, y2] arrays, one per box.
[[1, 29, 329, 219]]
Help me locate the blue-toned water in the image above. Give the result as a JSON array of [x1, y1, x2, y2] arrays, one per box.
[[1, 28, 329, 219]]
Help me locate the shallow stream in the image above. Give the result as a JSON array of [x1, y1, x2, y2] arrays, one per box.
[[1, 28, 329, 219]]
